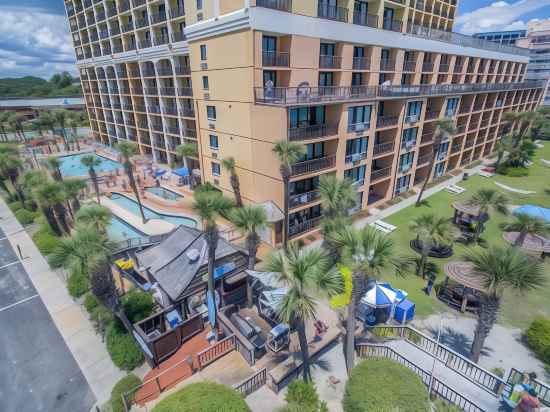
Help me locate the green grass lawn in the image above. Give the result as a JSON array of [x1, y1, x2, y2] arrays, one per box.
[[377, 143, 550, 328]]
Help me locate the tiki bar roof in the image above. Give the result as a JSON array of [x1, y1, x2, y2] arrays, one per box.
[[503, 232, 550, 253], [452, 201, 483, 217], [444, 261, 488, 293]]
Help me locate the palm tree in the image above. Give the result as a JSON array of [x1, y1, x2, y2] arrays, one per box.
[[410, 214, 457, 279], [63, 178, 87, 214], [81, 155, 102, 203], [221, 157, 243, 207], [0, 112, 12, 141], [517, 111, 540, 143], [38, 111, 59, 150], [267, 244, 342, 381], [75, 204, 113, 233], [33, 182, 64, 236], [494, 134, 512, 169], [469, 189, 508, 240], [44, 156, 63, 181], [67, 115, 82, 151], [193, 191, 234, 329], [175, 142, 197, 187], [53, 109, 70, 151], [464, 246, 544, 362], [116, 141, 146, 223], [502, 213, 550, 247], [19, 170, 48, 204], [272, 141, 305, 250], [507, 140, 536, 168], [35, 182, 71, 234], [0, 152, 25, 206], [328, 226, 405, 374], [230, 205, 268, 306], [416, 119, 457, 206], [8, 113, 27, 142]]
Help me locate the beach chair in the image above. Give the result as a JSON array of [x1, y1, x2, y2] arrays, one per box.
[[369, 220, 396, 234], [445, 184, 466, 194], [478, 171, 495, 178]]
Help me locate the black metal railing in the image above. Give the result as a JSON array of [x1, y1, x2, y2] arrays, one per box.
[[291, 155, 336, 176], [288, 124, 337, 141], [256, 0, 292, 12], [373, 142, 394, 156], [319, 55, 342, 69], [370, 167, 391, 181], [289, 216, 322, 237], [382, 19, 402, 32], [353, 12, 378, 28], [318, 3, 348, 22], [262, 51, 290, 67], [289, 190, 320, 208], [353, 57, 371, 70], [377, 115, 399, 128]]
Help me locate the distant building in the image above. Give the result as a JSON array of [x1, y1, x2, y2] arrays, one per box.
[[473, 30, 527, 46], [0, 96, 86, 119]]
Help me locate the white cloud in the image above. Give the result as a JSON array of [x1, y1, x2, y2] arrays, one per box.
[[455, 0, 550, 35]]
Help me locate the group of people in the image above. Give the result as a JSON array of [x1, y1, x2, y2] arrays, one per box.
[[504, 373, 544, 412]]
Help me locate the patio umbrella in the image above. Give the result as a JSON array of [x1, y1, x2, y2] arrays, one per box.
[[172, 167, 190, 177], [513, 205, 550, 224], [361, 282, 407, 308]]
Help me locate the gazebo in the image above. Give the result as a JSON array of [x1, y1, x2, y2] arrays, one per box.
[[451, 201, 488, 242], [438, 261, 487, 313], [503, 232, 550, 258]]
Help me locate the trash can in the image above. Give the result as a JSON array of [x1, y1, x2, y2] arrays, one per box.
[[463, 172, 469, 181]]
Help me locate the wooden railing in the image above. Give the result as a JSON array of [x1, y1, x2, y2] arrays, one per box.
[[357, 344, 485, 412], [233, 368, 268, 397], [197, 335, 236, 370]]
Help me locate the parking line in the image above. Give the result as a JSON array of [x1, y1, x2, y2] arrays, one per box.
[[0, 294, 39, 313], [0, 261, 21, 270]]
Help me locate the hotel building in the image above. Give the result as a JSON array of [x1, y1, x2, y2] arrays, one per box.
[[473, 30, 527, 47], [64, 0, 545, 243]]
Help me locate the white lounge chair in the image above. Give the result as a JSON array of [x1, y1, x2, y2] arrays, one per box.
[[445, 184, 466, 194], [369, 220, 397, 234], [478, 171, 495, 178]]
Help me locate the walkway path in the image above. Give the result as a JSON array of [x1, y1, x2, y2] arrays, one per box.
[[0, 199, 125, 411]]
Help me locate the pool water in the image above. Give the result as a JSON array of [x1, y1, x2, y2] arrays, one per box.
[[146, 186, 184, 201], [107, 215, 147, 242], [110, 193, 197, 228], [59, 153, 122, 177]]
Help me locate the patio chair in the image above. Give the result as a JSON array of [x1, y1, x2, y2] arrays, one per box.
[[478, 170, 495, 178]]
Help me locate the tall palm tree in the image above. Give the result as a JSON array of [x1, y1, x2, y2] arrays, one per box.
[[67, 115, 82, 151], [175, 142, 197, 187], [63, 178, 87, 214], [517, 111, 540, 143], [272, 141, 305, 250], [329, 226, 405, 374], [0, 112, 12, 141], [0, 152, 25, 206], [230, 205, 268, 307], [53, 109, 70, 151], [494, 134, 512, 169], [416, 119, 457, 206], [502, 213, 550, 247], [19, 170, 48, 204], [38, 111, 58, 150], [464, 246, 544, 362], [469, 189, 508, 240], [267, 244, 342, 381], [45, 156, 63, 181], [221, 157, 243, 207], [75, 204, 113, 233], [507, 140, 536, 168], [33, 182, 64, 236], [116, 141, 147, 223], [81, 154, 102, 203], [35, 181, 71, 234], [192, 191, 234, 329]]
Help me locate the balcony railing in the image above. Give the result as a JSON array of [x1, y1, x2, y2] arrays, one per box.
[[150, 12, 167, 24], [167, 126, 180, 135], [417, 154, 432, 166], [352, 57, 370, 70], [172, 31, 186, 42], [422, 62, 434, 72], [262, 51, 290, 67], [439, 63, 450, 73], [139, 39, 152, 49], [289, 190, 320, 209], [370, 167, 391, 181], [161, 87, 176, 96], [157, 68, 173, 76], [382, 19, 402, 32], [180, 108, 195, 117], [175, 66, 191, 75], [169, 7, 185, 18], [319, 55, 342, 69], [451, 143, 462, 153], [254, 81, 545, 106], [347, 122, 371, 133], [425, 110, 440, 120], [144, 87, 158, 95], [404, 114, 420, 124], [154, 35, 169, 46], [377, 115, 399, 128], [353, 12, 378, 28], [288, 124, 337, 141], [345, 151, 367, 163], [107, 6, 118, 17], [289, 216, 322, 237], [373, 142, 395, 156], [380, 59, 396, 71], [318, 3, 348, 22], [256, 0, 292, 12], [178, 87, 193, 97], [135, 17, 149, 29], [291, 155, 336, 176], [164, 105, 178, 115], [133, 0, 146, 7], [403, 60, 417, 72]]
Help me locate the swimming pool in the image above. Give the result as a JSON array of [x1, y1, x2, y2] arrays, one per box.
[[110, 193, 197, 228], [107, 215, 147, 242], [146, 186, 184, 201], [59, 153, 122, 177]]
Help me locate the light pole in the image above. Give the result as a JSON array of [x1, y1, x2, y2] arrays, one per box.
[[428, 314, 445, 397]]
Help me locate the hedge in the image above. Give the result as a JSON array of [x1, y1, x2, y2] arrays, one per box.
[[106, 321, 144, 371], [83, 293, 99, 313], [14, 209, 36, 225], [151, 382, 251, 412], [343, 359, 430, 412], [526, 317, 550, 365], [32, 226, 61, 255], [110, 374, 142, 412], [67, 271, 89, 298]]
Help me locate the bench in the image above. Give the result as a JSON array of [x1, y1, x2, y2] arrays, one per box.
[[445, 184, 466, 194], [369, 220, 397, 234]]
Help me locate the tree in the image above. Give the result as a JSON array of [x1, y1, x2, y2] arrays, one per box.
[[89, 258, 119, 312], [75, 204, 113, 233], [469, 189, 508, 240], [0, 152, 25, 206], [222, 157, 243, 208], [0, 112, 12, 141], [501, 213, 550, 247], [464, 246, 544, 362], [81, 154, 102, 203], [35, 181, 71, 234], [506, 140, 536, 168], [44, 156, 63, 181], [63, 178, 87, 214], [8, 113, 27, 141], [267, 244, 342, 381], [67, 114, 82, 151], [328, 226, 405, 374], [53, 109, 71, 151], [192, 191, 234, 329], [33, 182, 63, 236], [19, 170, 48, 205], [229, 205, 268, 307], [494, 134, 512, 169], [272, 141, 305, 250], [517, 111, 540, 143], [175, 142, 197, 187], [116, 141, 146, 223]]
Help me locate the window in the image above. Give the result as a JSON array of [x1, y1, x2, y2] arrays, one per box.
[[434, 161, 445, 178], [352, 72, 363, 86], [353, 46, 365, 58], [263, 70, 277, 87], [211, 162, 220, 176], [202, 76, 209, 90], [420, 74, 430, 84], [445, 97, 460, 117], [301, 142, 325, 161], [207, 105, 216, 120], [320, 43, 335, 57], [437, 142, 449, 160], [319, 72, 333, 87], [290, 176, 319, 196], [289, 106, 325, 128], [406, 101, 423, 121], [345, 137, 368, 161], [200, 44, 207, 60], [395, 174, 410, 195], [344, 165, 366, 184], [401, 128, 417, 149], [399, 152, 414, 172], [196, 0, 203, 9], [347, 105, 372, 130], [209, 134, 218, 149], [382, 7, 395, 29]]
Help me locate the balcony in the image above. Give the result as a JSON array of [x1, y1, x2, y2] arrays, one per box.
[[422, 62, 434, 72], [404, 114, 420, 124], [454, 64, 464, 73], [96, 11, 106, 21], [398, 163, 413, 174], [110, 26, 121, 36], [288, 124, 337, 141], [380, 59, 396, 72], [345, 151, 367, 164], [148, 105, 161, 114], [347, 122, 370, 133], [157, 68, 173, 76], [319, 55, 342, 69], [161, 87, 176, 96], [150, 12, 167, 24], [353, 57, 370, 70], [256, 0, 292, 12], [451, 143, 462, 154], [291, 155, 336, 176], [175, 66, 191, 75], [370, 167, 391, 182], [139, 38, 152, 49], [377, 115, 399, 128], [135, 17, 149, 29], [133, 0, 146, 6], [353, 12, 378, 28], [154, 35, 169, 46], [144, 87, 158, 95], [164, 105, 178, 115], [417, 153, 432, 166], [169, 7, 185, 18], [289, 216, 322, 238], [171, 31, 186, 42], [122, 22, 134, 33], [289, 190, 320, 209], [262, 51, 290, 67], [425, 110, 440, 120], [180, 108, 195, 117], [382, 19, 402, 32], [373, 141, 395, 156], [318, 3, 348, 22], [119, 0, 130, 12], [403, 60, 417, 72], [107, 6, 118, 17], [178, 87, 193, 97], [439, 63, 450, 73], [167, 126, 180, 135], [151, 123, 164, 132]]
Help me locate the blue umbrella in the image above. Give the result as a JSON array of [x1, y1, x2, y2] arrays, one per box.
[[514, 205, 550, 224], [172, 167, 189, 177], [361, 282, 408, 308], [154, 169, 166, 178]]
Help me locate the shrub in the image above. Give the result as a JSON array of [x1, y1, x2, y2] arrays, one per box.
[[89, 304, 114, 335], [106, 322, 144, 371], [285, 380, 319, 411], [32, 226, 60, 255], [83, 293, 99, 313], [121, 289, 154, 323], [67, 271, 89, 298], [151, 382, 250, 412], [110, 374, 141, 412], [491, 367, 505, 378], [15, 209, 35, 225], [526, 317, 550, 364], [8, 201, 22, 213], [343, 359, 430, 412], [506, 167, 530, 177]]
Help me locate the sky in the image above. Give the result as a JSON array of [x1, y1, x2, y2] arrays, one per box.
[[1, 0, 550, 79]]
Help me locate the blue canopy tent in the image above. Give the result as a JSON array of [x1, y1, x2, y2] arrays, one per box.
[[172, 167, 190, 177], [513, 205, 550, 224], [358, 282, 408, 325]]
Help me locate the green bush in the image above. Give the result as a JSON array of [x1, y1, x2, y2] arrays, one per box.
[[526, 317, 550, 364], [343, 359, 430, 412], [432, 399, 462, 412], [110, 374, 141, 412], [89, 304, 114, 335], [491, 367, 505, 378], [506, 167, 530, 177], [32, 226, 61, 255], [8, 201, 23, 213], [83, 293, 99, 313], [121, 289, 154, 323], [285, 380, 319, 411], [106, 322, 144, 371], [67, 271, 89, 298], [151, 382, 250, 412], [15, 209, 35, 225]]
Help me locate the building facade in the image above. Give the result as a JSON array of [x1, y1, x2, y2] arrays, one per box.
[[473, 30, 527, 46], [65, 0, 544, 242]]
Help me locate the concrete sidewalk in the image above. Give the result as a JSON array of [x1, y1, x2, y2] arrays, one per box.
[[0, 199, 125, 410]]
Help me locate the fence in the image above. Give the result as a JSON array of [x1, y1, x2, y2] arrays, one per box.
[[357, 344, 486, 412], [507, 368, 550, 406], [196, 334, 236, 370], [233, 368, 268, 397]]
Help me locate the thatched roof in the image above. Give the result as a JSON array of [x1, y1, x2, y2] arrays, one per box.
[[452, 201, 483, 217], [443, 261, 488, 293], [503, 232, 550, 253]]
